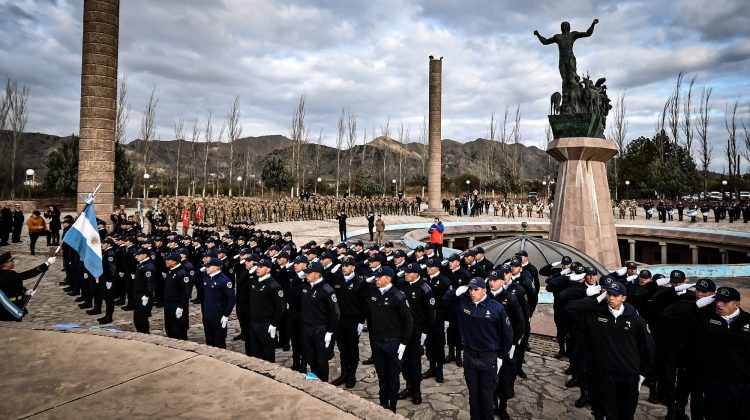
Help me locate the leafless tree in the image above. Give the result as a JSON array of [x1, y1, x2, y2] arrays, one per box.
[[667, 72, 684, 145], [681, 76, 696, 156], [139, 88, 158, 197], [655, 100, 670, 160], [380, 117, 391, 193], [225, 96, 242, 197], [608, 92, 628, 200], [315, 128, 323, 192], [289, 94, 307, 197], [189, 119, 201, 196], [202, 112, 213, 197], [396, 122, 410, 189], [512, 105, 522, 177], [500, 105, 511, 164], [0, 81, 10, 196], [115, 76, 130, 145], [725, 99, 740, 196], [419, 115, 427, 175], [335, 109, 345, 196], [486, 111, 497, 181], [697, 87, 713, 194], [743, 103, 750, 173], [346, 112, 358, 193], [173, 118, 184, 196], [7, 79, 29, 200]]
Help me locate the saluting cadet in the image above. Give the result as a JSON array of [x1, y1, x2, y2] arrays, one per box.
[[0, 251, 52, 321], [300, 261, 340, 382], [445, 253, 471, 367], [246, 258, 285, 362], [443, 277, 513, 420], [365, 266, 413, 413], [163, 252, 192, 340], [422, 257, 452, 383], [201, 257, 236, 348]]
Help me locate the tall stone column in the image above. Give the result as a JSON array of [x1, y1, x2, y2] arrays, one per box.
[[77, 0, 119, 214], [547, 137, 621, 269], [421, 56, 447, 217]]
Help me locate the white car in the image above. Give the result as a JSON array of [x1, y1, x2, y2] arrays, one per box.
[[708, 191, 722, 200], [740, 191, 750, 199]]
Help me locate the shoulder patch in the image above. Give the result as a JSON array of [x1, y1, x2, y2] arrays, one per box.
[[331, 294, 337, 303], [108, 256, 114, 262], [278, 290, 284, 298], [145, 271, 152, 277], [183, 277, 190, 283], [429, 297, 435, 305], [226, 281, 233, 288]]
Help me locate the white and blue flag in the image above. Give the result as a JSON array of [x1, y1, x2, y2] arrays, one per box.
[[63, 193, 102, 278]]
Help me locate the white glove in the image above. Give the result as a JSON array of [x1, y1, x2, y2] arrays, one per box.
[[268, 324, 277, 339], [638, 375, 645, 393], [83, 273, 89, 279], [616, 267, 627, 276], [220, 315, 229, 328], [586, 285, 602, 296], [656, 277, 670, 286], [420, 333, 427, 346], [497, 358, 503, 374], [509, 345, 516, 359], [46, 257, 57, 265], [397, 343, 406, 360], [324, 332, 333, 348], [674, 283, 694, 292], [176, 307, 183, 318], [249, 266, 257, 274], [455, 285, 469, 296], [118, 272, 124, 277], [444, 321, 449, 333], [560, 268, 571, 275], [696, 295, 715, 308], [597, 291, 608, 303], [162, 272, 167, 278], [105, 281, 113, 290], [397, 270, 405, 278], [626, 274, 638, 283], [199, 267, 207, 273], [365, 276, 375, 283], [24, 289, 36, 297], [131, 274, 136, 279], [550, 261, 561, 267], [141, 296, 149, 306], [95, 278, 100, 284]]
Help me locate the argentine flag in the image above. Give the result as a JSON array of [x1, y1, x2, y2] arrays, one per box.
[[63, 194, 103, 278]]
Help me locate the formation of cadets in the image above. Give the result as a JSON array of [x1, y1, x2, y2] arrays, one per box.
[[441, 193, 549, 218], [636, 199, 750, 223], [545, 259, 749, 420]]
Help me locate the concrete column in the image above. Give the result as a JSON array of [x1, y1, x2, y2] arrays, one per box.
[[690, 245, 699, 265], [628, 239, 636, 263], [77, 0, 119, 215], [467, 236, 475, 248], [447, 238, 455, 249], [421, 57, 446, 217], [720, 248, 728, 264], [659, 242, 668, 264]]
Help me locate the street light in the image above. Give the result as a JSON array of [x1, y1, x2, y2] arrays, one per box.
[[722, 179, 728, 200], [625, 180, 630, 199], [466, 179, 471, 194], [391, 178, 397, 197], [315, 177, 322, 194], [236, 176, 243, 197], [25, 169, 35, 198], [143, 173, 150, 199]]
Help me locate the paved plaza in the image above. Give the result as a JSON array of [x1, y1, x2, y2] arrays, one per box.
[[4, 209, 750, 418]]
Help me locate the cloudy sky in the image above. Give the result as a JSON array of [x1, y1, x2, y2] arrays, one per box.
[[1, 0, 748, 171]]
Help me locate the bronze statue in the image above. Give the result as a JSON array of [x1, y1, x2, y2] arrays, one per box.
[[534, 20, 598, 96]]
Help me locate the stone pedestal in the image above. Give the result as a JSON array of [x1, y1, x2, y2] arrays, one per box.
[[547, 137, 620, 269], [421, 57, 447, 217]]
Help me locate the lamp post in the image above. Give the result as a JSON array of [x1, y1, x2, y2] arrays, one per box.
[[391, 178, 397, 197], [625, 180, 630, 200], [25, 169, 35, 198], [542, 180, 547, 199], [316, 177, 322, 195], [466, 179, 471, 194], [722, 179, 728, 201], [236, 176, 243, 196], [143, 173, 150, 199]]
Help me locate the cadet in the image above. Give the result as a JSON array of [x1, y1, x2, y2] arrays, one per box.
[[132, 248, 157, 334], [422, 257, 452, 383], [330, 256, 367, 388], [93, 238, 117, 325], [508, 256, 535, 378], [0, 251, 52, 321], [287, 255, 308, 372], [365, 266, 413, 413], [444, 277, 513, 420], [246, 258, 285, 362], [201, 257, 236, 348], [395, 262, 435, 405], [445, 253, 471, 366], [163, 252, 192, 340], [301, 261, 340, 382], [567, 281, 655, 420], [234, 251, 258, 344]]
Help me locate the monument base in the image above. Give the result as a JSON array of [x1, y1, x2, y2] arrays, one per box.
[[547, 137, 620, 269], [420, 209, 448, 218], [549, 113, 604, 139]]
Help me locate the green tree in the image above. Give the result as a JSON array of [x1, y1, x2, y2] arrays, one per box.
[[354, 169, 384, 197], [261, 155, 292, 192], [43, 135, 136, 196]]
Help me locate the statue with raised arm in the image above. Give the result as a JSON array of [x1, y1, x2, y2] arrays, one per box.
[[534, 19, 610, 138]]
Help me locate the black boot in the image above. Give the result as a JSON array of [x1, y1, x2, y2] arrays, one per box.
[[445, 347, 456, 363], [232, 333, 245, 341], [517, 367, 527, 379], [114, 297, 125, 305], [498, 398, 511, 420], [565, 376, 578, 388], [435, 363, 444, 383], [412, 388, 422, 405], [648, 382, 659, 404], [121, 304, 134, 311], [86, 307, 102, 315], [397, 381, 412, 400], [362, 356, 375, 365], [455, 349, 463, 367], [78, 301, 93, 309], [331, 367, 347, 386], [97, 316, 113, 324], [388, 399, 397, 413], [422, 362, 436, 379], [575, 390, 589, 407], [345, 367, 357, 389], [74, 296, 86, 302]]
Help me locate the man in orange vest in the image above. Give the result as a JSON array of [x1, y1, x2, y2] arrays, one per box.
[[428, 218, 445, 259], [181, 207, 190, 236]]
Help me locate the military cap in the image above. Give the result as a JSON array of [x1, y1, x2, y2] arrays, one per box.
[[639, 269, 652, 278], [404, 263, 422, 274], [516, 250, 528, 257], [695, 278, 716, 292], [598, 275, 615, 287], [384, 241, 394, 248], [603, 281, 626, 296], [715, 287, 740, 302], [625, 261, 638, 269], [468, 277, 486, 289], [447, 254, 461, 262], [509, 256, 522, 267], [207, 258, 223, 267], [585, 266, 598, 275], [378, 266, 395, 278], [303, 261, 324, 274], [0, 251, 14, 264], [394, 249, 407, 258], [293, 256, 308, 265], [164, 252, 181, 262], [257, 259, 274, 269], [669, 270, 686, 283], [561, 256, 573, 265], [426, 258, 442, 268]]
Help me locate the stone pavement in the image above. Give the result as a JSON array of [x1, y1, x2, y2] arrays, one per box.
[[1, 218, 708, 419]]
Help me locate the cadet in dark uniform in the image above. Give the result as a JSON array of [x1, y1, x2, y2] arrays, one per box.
[[445, 254, 471, 366], [395, 262, 435, 405], [163, 252, 192, 340], [508, 256, 535, 378], [234, 251, 258, 343], [365, 266, 413, 413], [201, 257, 236, 348], [301, 261, 340, 382], [287, 255, 308, 372], [132, 248, 157, 333], [93, 238, 117, 324], [330, 257, 367, 388], [567, 281, 655, 420], [0, 251, 51, 321], [423, 257, 451, 383], [444, 277, 513, 420], [246, 258, 285, 362]]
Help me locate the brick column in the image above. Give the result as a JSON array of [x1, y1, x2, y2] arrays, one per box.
[[77, 0, 119, 214], [628, 239, 636, 262], [659, 241, 668, 264], [421, 57, 447, 217], [690, 245, 699, 264]]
